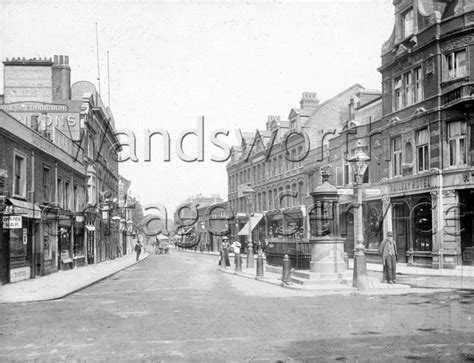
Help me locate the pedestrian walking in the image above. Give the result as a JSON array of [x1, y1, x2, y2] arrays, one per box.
[[135, 241, 142, 261], [378, 231, 397, 284]]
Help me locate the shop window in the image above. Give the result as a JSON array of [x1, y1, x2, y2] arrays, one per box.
[[448, 121, 467, 166], [414, 67, 423, 103], [393, 77, 402, 111], [416, 128, 429, 172], [402, 8, 414, 39], [13, 152, 26, 198], [444, 49, 467, 81], [413, 201, 432, 251], [392, 137, 402, 177]]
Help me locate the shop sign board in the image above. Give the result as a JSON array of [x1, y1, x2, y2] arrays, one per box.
[[365, 189, 381, 196], [2, 216, 22, 229], [22, 228, 28, 245], [10, 266, 31, 283], [337, 188, 353, 195]]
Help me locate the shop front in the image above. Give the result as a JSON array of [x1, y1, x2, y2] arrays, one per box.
[[237, 213, 264, 254], [58, 213, 73, 270], [73, 214, 86, 267], [2, 198, 41, 283], [383, 173, 439, 268]]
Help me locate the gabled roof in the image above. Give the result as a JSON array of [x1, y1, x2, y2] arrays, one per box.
[[303, 84, 364, 128]]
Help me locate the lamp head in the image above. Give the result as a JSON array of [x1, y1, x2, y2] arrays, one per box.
[[348, 141, 370, 178]]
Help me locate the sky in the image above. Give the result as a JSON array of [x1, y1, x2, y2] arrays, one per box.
[[0, 0, 394, 213]]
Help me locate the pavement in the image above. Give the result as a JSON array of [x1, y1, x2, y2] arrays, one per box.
[[179, 247, 474, 294], [0, 252, 149, 303], [2, 245, 474, 304]]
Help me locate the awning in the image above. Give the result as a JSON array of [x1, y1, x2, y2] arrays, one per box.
[[237, 213, 263, 236], [6, 198, 41, 219], [85, 225, 96, 231]]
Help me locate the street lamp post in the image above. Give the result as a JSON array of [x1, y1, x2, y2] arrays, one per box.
[[242, 186, 255, 268], [348, 141, 370, 290]]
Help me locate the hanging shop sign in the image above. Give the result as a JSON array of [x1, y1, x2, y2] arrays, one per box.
[[22, 228, 28, 245]]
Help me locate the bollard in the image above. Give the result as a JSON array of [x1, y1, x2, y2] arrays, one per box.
[[220, 250, 226, 269], [235, 252, 242, 272], [256, 253, 264, 279], [282, 254, 291, 284]]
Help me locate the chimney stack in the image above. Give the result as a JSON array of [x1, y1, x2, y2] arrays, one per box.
[[300, 92, 319, 109], [52, 54, 71, 101]]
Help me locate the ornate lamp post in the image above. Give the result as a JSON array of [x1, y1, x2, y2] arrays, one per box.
[[348, 141, 371, 289], [242, 185, 255, 268]]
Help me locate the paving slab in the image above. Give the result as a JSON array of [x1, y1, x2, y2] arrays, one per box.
[[0, 253, 149, 303]]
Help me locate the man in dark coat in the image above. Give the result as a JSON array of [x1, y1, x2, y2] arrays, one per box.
[[378, 231, 397, 284], [135, 241, 142, 261]]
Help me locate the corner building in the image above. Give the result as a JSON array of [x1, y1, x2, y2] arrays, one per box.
[[376, 0, 474, 267]]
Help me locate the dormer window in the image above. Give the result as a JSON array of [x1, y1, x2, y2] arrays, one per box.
[[402, 8, 414, 39]]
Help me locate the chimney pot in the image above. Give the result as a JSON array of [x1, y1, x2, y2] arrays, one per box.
[[59, 55, 64, 64], [54, 55, 58, 63]]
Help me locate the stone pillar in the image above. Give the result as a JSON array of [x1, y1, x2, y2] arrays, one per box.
[[440, 189, 460, 268]]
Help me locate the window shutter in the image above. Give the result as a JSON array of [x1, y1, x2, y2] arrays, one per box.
[[383, 137, 391, 161]]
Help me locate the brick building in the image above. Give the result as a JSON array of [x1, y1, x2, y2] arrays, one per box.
[[226, 87, 370, 264], [0, 55, 121, 283], [0, 110, 87, 283], [368, 0, 474, 267]]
